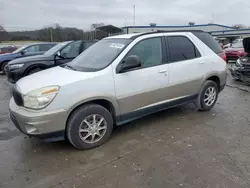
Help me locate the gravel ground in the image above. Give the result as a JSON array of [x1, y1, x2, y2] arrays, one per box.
[[0, 69, 250, 188]]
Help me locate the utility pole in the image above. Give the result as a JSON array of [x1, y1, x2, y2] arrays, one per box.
[[133, 5, 135, 27], [50, 27, 53, 42]]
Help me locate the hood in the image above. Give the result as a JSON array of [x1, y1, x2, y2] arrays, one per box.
[[16, 66, 94, 94], [9, 54, 53, 65], [0, 52, 11, 57], [0, 52, 18, 59], [243, 37, 250, 53]]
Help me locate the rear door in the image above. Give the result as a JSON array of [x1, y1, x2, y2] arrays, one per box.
[[165, 34, 206, 98]]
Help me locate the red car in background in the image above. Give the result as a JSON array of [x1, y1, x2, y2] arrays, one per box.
[[225, 41, 247, 62], [0, 46, 18, 54]]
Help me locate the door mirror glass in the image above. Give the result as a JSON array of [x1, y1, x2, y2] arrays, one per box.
[[118, 55, 141, 73]]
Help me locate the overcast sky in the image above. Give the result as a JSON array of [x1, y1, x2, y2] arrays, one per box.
[[1, 0, 250, 31]]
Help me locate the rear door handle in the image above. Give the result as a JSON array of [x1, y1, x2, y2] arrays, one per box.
[[159, 70, 168, 73], [199, 61, 205, 64]]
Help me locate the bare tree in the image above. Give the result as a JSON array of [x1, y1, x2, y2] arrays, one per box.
[[0, 25, 8, 42], [188, 22, 195, 26]]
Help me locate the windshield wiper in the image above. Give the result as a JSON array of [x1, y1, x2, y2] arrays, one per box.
[[60, 64, 76, 71]]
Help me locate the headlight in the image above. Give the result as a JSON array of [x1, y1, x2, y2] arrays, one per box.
[[236, 59, 242, 67], [23, 86, 59, 109], [9, 64, 24, 69]]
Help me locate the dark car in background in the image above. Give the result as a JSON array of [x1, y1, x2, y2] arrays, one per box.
[[6, 40, 96, 83], [225, 41, 247, 62], [0, 42, 57, 74], [0, 45, 18, 54]]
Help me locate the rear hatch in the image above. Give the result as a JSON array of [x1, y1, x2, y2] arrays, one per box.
[[192, 32, 226, 61]]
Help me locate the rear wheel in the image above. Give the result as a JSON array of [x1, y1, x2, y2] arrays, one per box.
[[196, 80, 218, 111], [66, 104, 113, 150]]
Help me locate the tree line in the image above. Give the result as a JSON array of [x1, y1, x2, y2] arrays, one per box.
[[0, 24, 88, 42]]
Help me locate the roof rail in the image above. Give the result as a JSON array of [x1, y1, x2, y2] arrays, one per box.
[[130, 30, 204, 39]]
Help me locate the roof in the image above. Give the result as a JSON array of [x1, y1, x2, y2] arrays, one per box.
[[106, 33, 142, 39], [122, 24, 235, 29], [107, 30, 204, 39]]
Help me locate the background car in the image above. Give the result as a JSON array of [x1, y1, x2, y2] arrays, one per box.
[[0, 45, 18, 54], [0, 42, 57, 74], [6, 40, 96, 83], [225, 41, 247, 62]]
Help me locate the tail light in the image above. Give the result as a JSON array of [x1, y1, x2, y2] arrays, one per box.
[[218, 52, 227, 62]]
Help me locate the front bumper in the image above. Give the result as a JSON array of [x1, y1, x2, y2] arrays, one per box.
[[229, 66, 250, 84], [9, 98, 67, 140], [5, 68, 23, 83]]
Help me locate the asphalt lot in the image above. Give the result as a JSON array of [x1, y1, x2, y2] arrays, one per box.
[[1, 69, 250, 188]]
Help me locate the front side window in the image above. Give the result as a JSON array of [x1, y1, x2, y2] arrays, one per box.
[[167, 36, 201, 63], [23, 45, 39, 53], [60, 41, 82, 58], [126, 37, 162, 68]]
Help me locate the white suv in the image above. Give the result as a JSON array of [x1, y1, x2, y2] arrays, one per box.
[[9, 31, 227, 149]]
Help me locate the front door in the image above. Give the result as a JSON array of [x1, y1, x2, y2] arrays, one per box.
[[55, 41, 82, 65], [113, 37, 170, 119]]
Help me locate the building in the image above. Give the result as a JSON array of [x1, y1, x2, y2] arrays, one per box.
[[122, 24, 250, 42]]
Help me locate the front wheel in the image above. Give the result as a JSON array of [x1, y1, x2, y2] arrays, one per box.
[[66, 104, 113, 150], [1, 62, 8, 75], [196, 80, 219, 111]]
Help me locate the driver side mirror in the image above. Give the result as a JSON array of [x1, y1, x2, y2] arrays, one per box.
[[56, 51, 61, 57], [20, 51, 25, 55], [117, 55, 141, 73]]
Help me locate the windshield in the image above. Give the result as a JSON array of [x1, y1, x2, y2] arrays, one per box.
[[12, 45, 28, 53], [44, 41, 71, 56], [232, 42, 243, 48], [68, 38, 132, 71]]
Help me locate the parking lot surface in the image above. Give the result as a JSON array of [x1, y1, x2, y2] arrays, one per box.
[[1, 72, 250, 188]]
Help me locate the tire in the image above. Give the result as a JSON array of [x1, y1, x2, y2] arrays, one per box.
[[66, 104, 113, 150], [196, 80, 219, 111], [1, 62, 8, 75], [28, 68, 42, 75]]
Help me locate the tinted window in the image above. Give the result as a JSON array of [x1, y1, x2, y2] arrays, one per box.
[[39, 44, 55, 52], [23, 45, 39, 53], [61, 41, 82, 58], [193, 32, 222, 53], [167, 36, 201, 63], [126, 37, 162, 68]]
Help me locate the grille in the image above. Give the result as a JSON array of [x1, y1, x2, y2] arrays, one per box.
[[12, 86, 23, 106]]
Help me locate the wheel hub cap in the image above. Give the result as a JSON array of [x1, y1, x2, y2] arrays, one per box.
[[78, 114, 107, 144]]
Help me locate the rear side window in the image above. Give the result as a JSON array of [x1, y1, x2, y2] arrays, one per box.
[[166, 36, 201, 63], [193, 32, 222, 53], [39, 44, 55, 52]]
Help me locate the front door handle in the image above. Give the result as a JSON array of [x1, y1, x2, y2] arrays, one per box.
[[159, 70, 168, 73], [199, 61, 205, 64]]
